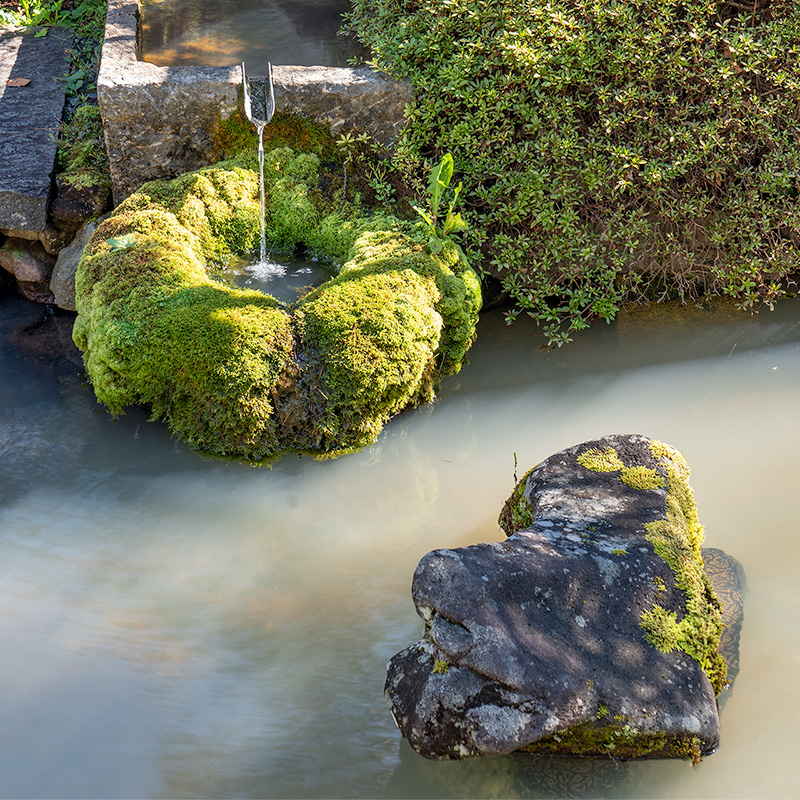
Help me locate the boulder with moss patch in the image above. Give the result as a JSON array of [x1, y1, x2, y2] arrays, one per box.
[[73, 147, 481, 462], [386, 434, 730, 761]]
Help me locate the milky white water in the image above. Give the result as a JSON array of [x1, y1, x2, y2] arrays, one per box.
[[1, 292, 799, 798]]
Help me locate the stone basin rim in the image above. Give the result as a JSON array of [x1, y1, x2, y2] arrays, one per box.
[[98, 0, 412, 204]]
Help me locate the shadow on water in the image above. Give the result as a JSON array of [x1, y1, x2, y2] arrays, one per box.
[[0, 293, 308, 511], [454, 297, 800, 400], [385, 739, 650, 799]]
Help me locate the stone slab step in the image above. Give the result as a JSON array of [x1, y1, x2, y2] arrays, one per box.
[[0, 26, 72, 232]]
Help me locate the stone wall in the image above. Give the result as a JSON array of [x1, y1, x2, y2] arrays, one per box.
[[99, 0, 412, 204]]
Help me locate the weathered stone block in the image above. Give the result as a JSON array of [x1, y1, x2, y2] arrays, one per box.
[[98, 0, 411, 204], [0, 27, 71, 231]]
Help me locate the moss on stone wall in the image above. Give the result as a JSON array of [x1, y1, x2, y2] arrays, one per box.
[[73, 146, 481, 462], [211, 109, 340, 165]]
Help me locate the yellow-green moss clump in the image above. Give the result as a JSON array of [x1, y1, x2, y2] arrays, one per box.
[[576, 446, 625, 473], [73, 147, 482, 462], [575, 440, 727, 694], [642, 441, 727, 694]]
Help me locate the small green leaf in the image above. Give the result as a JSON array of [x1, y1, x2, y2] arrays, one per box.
[[442, 211, 467, 236], [411, 204, 433, 227], [428, 153, 454, 218], [106, 234, 137, 253]]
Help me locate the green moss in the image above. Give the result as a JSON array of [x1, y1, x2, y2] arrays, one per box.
[[497, 466, 536, 535], [642, 441, 727, 694], [521, 708, 705, 764], [619, 465, 666, 491], [520, 718, 703, 762], [73, 171, 293, 459], [73, 146, 481, 462], [577, 446, 665, 491], [293, 264, 443, 453], [290, 226, 480, 454], [433, 659, 450, 674], [577, 447, 626, 473], [211, 109, 340, 164], [55, 104, 111, 205]]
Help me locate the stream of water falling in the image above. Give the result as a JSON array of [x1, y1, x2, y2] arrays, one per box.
[[1, 292, 800, 798], [256, 124, 271, 267]]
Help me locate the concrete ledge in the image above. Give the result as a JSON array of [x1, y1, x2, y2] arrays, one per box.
[[0, 26, 71, 231], [99, 0, 412, 204]]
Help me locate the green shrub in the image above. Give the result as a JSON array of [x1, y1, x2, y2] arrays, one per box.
[[348, 0, 800, 344]]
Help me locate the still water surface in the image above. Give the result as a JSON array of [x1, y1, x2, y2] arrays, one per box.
[[140, 0, 364, 68], [1, 291, 799, 798], [220, 252, 333, 304]]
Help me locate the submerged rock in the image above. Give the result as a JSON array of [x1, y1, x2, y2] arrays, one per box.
[[386, 434, 732, 761]]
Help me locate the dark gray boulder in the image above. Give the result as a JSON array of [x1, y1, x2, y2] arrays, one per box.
[[386, 434, 728, 761]]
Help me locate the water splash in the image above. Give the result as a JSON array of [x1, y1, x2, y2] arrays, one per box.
[[247, 257, 286, 283]]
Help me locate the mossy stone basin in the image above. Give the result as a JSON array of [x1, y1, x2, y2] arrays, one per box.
[[73, 147, 481, 462]]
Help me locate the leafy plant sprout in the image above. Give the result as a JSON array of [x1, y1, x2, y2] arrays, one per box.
[[413, 153, 467, 254]]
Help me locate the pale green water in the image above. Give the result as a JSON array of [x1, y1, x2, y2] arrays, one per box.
[[1, 292, 799, 798]]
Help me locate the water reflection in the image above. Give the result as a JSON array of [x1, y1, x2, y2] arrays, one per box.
[[139, 0, 366, 68], [1, 292, 799, 797]]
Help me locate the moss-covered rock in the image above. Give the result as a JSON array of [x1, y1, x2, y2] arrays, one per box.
[[73, 147, 481, 462], [386, 434, 728, 762]]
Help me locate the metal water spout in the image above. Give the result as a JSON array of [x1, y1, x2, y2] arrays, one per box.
[[241, 61, 275, 127], [241, 62, 276, 266]]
